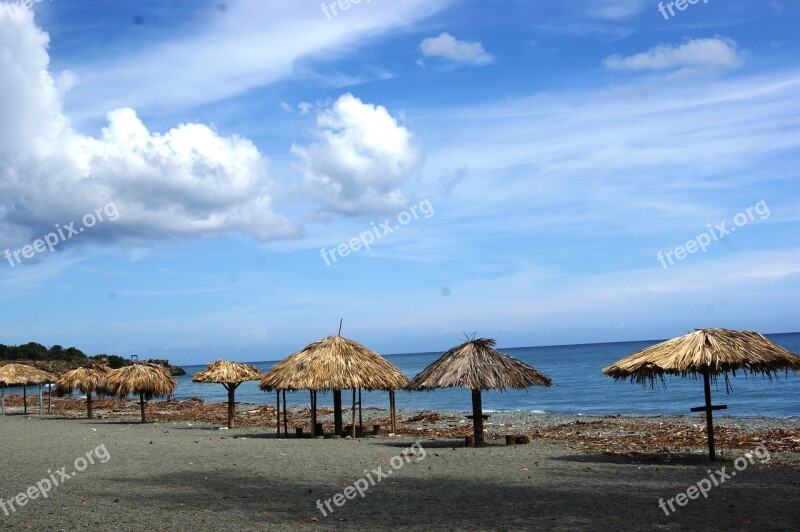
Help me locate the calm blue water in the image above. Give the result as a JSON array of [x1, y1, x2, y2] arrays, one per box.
[[173, 333, 800, 418]]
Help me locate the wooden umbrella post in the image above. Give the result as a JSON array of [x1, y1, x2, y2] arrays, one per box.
[[282, 390, 288, 436], [333, 389, 343, 436], [703, 369, 715, 460], [310, 390, 317, 436], [702, 369, 716, 460], [139, 392, 146, 423], [471, 389, 485, 446], [1, 384, 4, 416], [358, 387, 363, 436], [351, 388, 356, 437], [389, 390, 396, 434], [87, 391, 93, 420], [38, 384, 43, 417], [226, 383, 237, 429], [47, 383, 52, 414], [23, 385, 27, 415], [691, 369, 727, 461], [276, 390, 281, 435]]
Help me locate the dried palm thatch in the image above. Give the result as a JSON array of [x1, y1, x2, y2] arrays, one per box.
[[260, 335, 408, 436], [406, 338, 553, 391], [193, 360, 265, 428], [406, 338, 553, 446], [603, 328, 800, 384], [55, 365, 112, 419], [603, 328, 800, 461], [0, 363, 56, 416], [102, 363, 177, 423], [0, 363, 56, 386], [260, 335, 408, 392]]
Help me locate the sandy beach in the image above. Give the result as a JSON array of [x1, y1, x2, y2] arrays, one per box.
[[1, 399, 799, 530]]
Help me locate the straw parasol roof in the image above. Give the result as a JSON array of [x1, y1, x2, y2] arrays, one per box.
[[0, 363, 57, 386], [55, 365, 112, 419], [603, 328, 800, 460], [193, 360, 264, 385], [0, 363, 57, 416], [260, 335, 408, 392], [260, 334, 408, 437], [193, 360, 265, 428], [406, 338, 553, 446], [406, 338, 553, 391], [103, 363, 177, 423], [603, 328, 800, 384]]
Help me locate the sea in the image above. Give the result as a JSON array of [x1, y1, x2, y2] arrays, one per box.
[[172, 332, 800, 419]]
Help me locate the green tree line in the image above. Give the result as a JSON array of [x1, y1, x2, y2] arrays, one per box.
[[0, 342, 129, 368]]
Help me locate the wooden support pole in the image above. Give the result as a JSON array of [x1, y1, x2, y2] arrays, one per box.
[[389, 390, 396, 434], [310, 390, 317, 436], [703, 369, 716, 461], [1, 384, 4, 416], [333, 389, 343, 436], [471, 389, 485, 446], [282, 390, 288, 436], [276, 390, 281, 435], [48, 383, 52, 414], [38, 384, 43, 417], [351, 388, 356, 437], [139, 392, 146, 423], [23, 385, 27, 415], [358, 388, 363, 436], [87, 391, 94, 419], [226, 383, 237, 429]]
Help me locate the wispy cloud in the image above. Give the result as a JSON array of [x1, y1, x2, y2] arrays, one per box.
[[63, 0, 451, 118], [418, 32, 494, 66], [604, 37, 745, 71], [587, 0, 651, 20]]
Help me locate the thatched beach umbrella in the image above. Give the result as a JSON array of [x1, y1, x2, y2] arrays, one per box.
[[102, 363, 177, 423], [260, 334, 408, 437], [193, 360, 265, 428], [55, 365, 112, 419], [406, 338, 553, 446], [0, 363, 56, 416], [603, 328, 800, 460]]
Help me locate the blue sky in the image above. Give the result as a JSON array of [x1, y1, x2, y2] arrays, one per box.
[[1, 0, 798, 365]]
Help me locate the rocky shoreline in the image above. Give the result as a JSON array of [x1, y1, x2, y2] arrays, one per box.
[[5, 395, 798, 464]]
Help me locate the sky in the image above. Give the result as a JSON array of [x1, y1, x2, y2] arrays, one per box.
[[0, 0, 798, 365]]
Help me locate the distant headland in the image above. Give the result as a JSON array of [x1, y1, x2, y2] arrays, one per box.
[[0, 342, 186, 376]]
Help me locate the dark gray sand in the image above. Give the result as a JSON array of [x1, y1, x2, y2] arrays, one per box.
[[1, 415, 798, 531]]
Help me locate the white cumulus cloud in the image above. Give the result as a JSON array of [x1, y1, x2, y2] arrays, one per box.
[[291, 93, 422, 214], [604, 37, 744, 72], [419, 32, 493, 66], [0, 5, 299, 253]]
